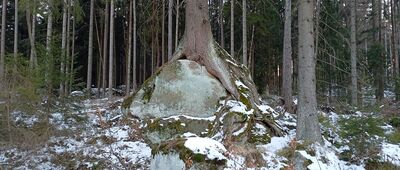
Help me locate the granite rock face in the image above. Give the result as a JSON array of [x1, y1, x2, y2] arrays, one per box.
[[129, 59, 227, 119]]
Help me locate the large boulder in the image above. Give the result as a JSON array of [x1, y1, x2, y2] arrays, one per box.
[[127, 59, 227, 119]]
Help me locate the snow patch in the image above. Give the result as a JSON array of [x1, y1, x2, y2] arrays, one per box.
[[380, 142, 400, 166], [184, 137, 227, 160]]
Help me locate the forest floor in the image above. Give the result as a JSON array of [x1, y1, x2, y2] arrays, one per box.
[[0, 93, 399, 169]]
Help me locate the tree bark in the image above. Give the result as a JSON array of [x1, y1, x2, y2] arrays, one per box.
[[87, 0, 95, 93], [65, 0, 71, 95], [126, 0, 133, 95], [168, 0, 173, 60], [0, 0, 6, 82], [27, 3, 37, 70], [282, 0, 293, 112], [297, 0, 323, 143], [60, 0, 68, 96], [108, 0, 115, 97], [350, 0, 358, 106], [133, 0, 137, 91], [230, 0, 234, 57], [102, 2, 110, 97], [175, 0, 179, 49], [391, 0, 398, 76], [45, 0, 53, 85], [162, 0, 165, 64], [220, 0, 225, 48], [242, 0, 247, 66]]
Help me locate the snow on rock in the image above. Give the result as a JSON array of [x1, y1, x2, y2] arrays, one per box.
[[257, 104, 279, 118], [184, 137, 227, 160], [234, 80, 249, 89], [221, 100, 254, 115], [380, 142, 400, 166]]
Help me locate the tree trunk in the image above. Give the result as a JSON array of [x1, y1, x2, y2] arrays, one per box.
[[0, 0, 6, 82], [60, 0, 68, 96], [373, 0, 384, 102], [282, 0, 293, 112], [108, 0, 115, 97], [297, 0, 323, 143], [65, 1, 71, 95], [87, 0, 95, 93], [45, 0, 53, 85], [13, 0, 18, 74], [162, 0, 165, 64], [230, 0, 234, 57], [133, 0, 137, 91], [391, 0, 398, 76], [175, 0, 179, 49], [70, 17, 76, 94], [168, 0, 173, 60], [350, 0, 358, 106], [27, 4, 37, 70], [242, 0, 247, 66], [126, 0, 133, 95], [102, 2, 109, 97], [220, 0, 225, 48]]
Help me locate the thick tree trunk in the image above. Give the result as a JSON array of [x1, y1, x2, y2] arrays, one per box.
[[108, 0, 115, 97], [0, 0, 6, 82], [230, 0, 234, 57], [242, 0, 247, 66], [102, 2, 110, 97], [297, 0, 323, 143], [350, 0, 358, 106], [282, 0, 293, 112], [87, 0, 95, 92], [168, 0, 173, 60], [126, 0, 133, 95]]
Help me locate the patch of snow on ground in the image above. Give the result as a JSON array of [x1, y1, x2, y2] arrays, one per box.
[[100, 141, 152, 165], [106, 126, 130, 140], [298, 144, 364, 170], [380, 142, 400, 166], [12, 111, 39, 127], [184, 137, 227, 160], [380, 124, 395, 135], [263, 133, 293, 153]]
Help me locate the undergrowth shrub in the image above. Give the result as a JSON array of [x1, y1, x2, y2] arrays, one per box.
[[338, 115, 385, 163]]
